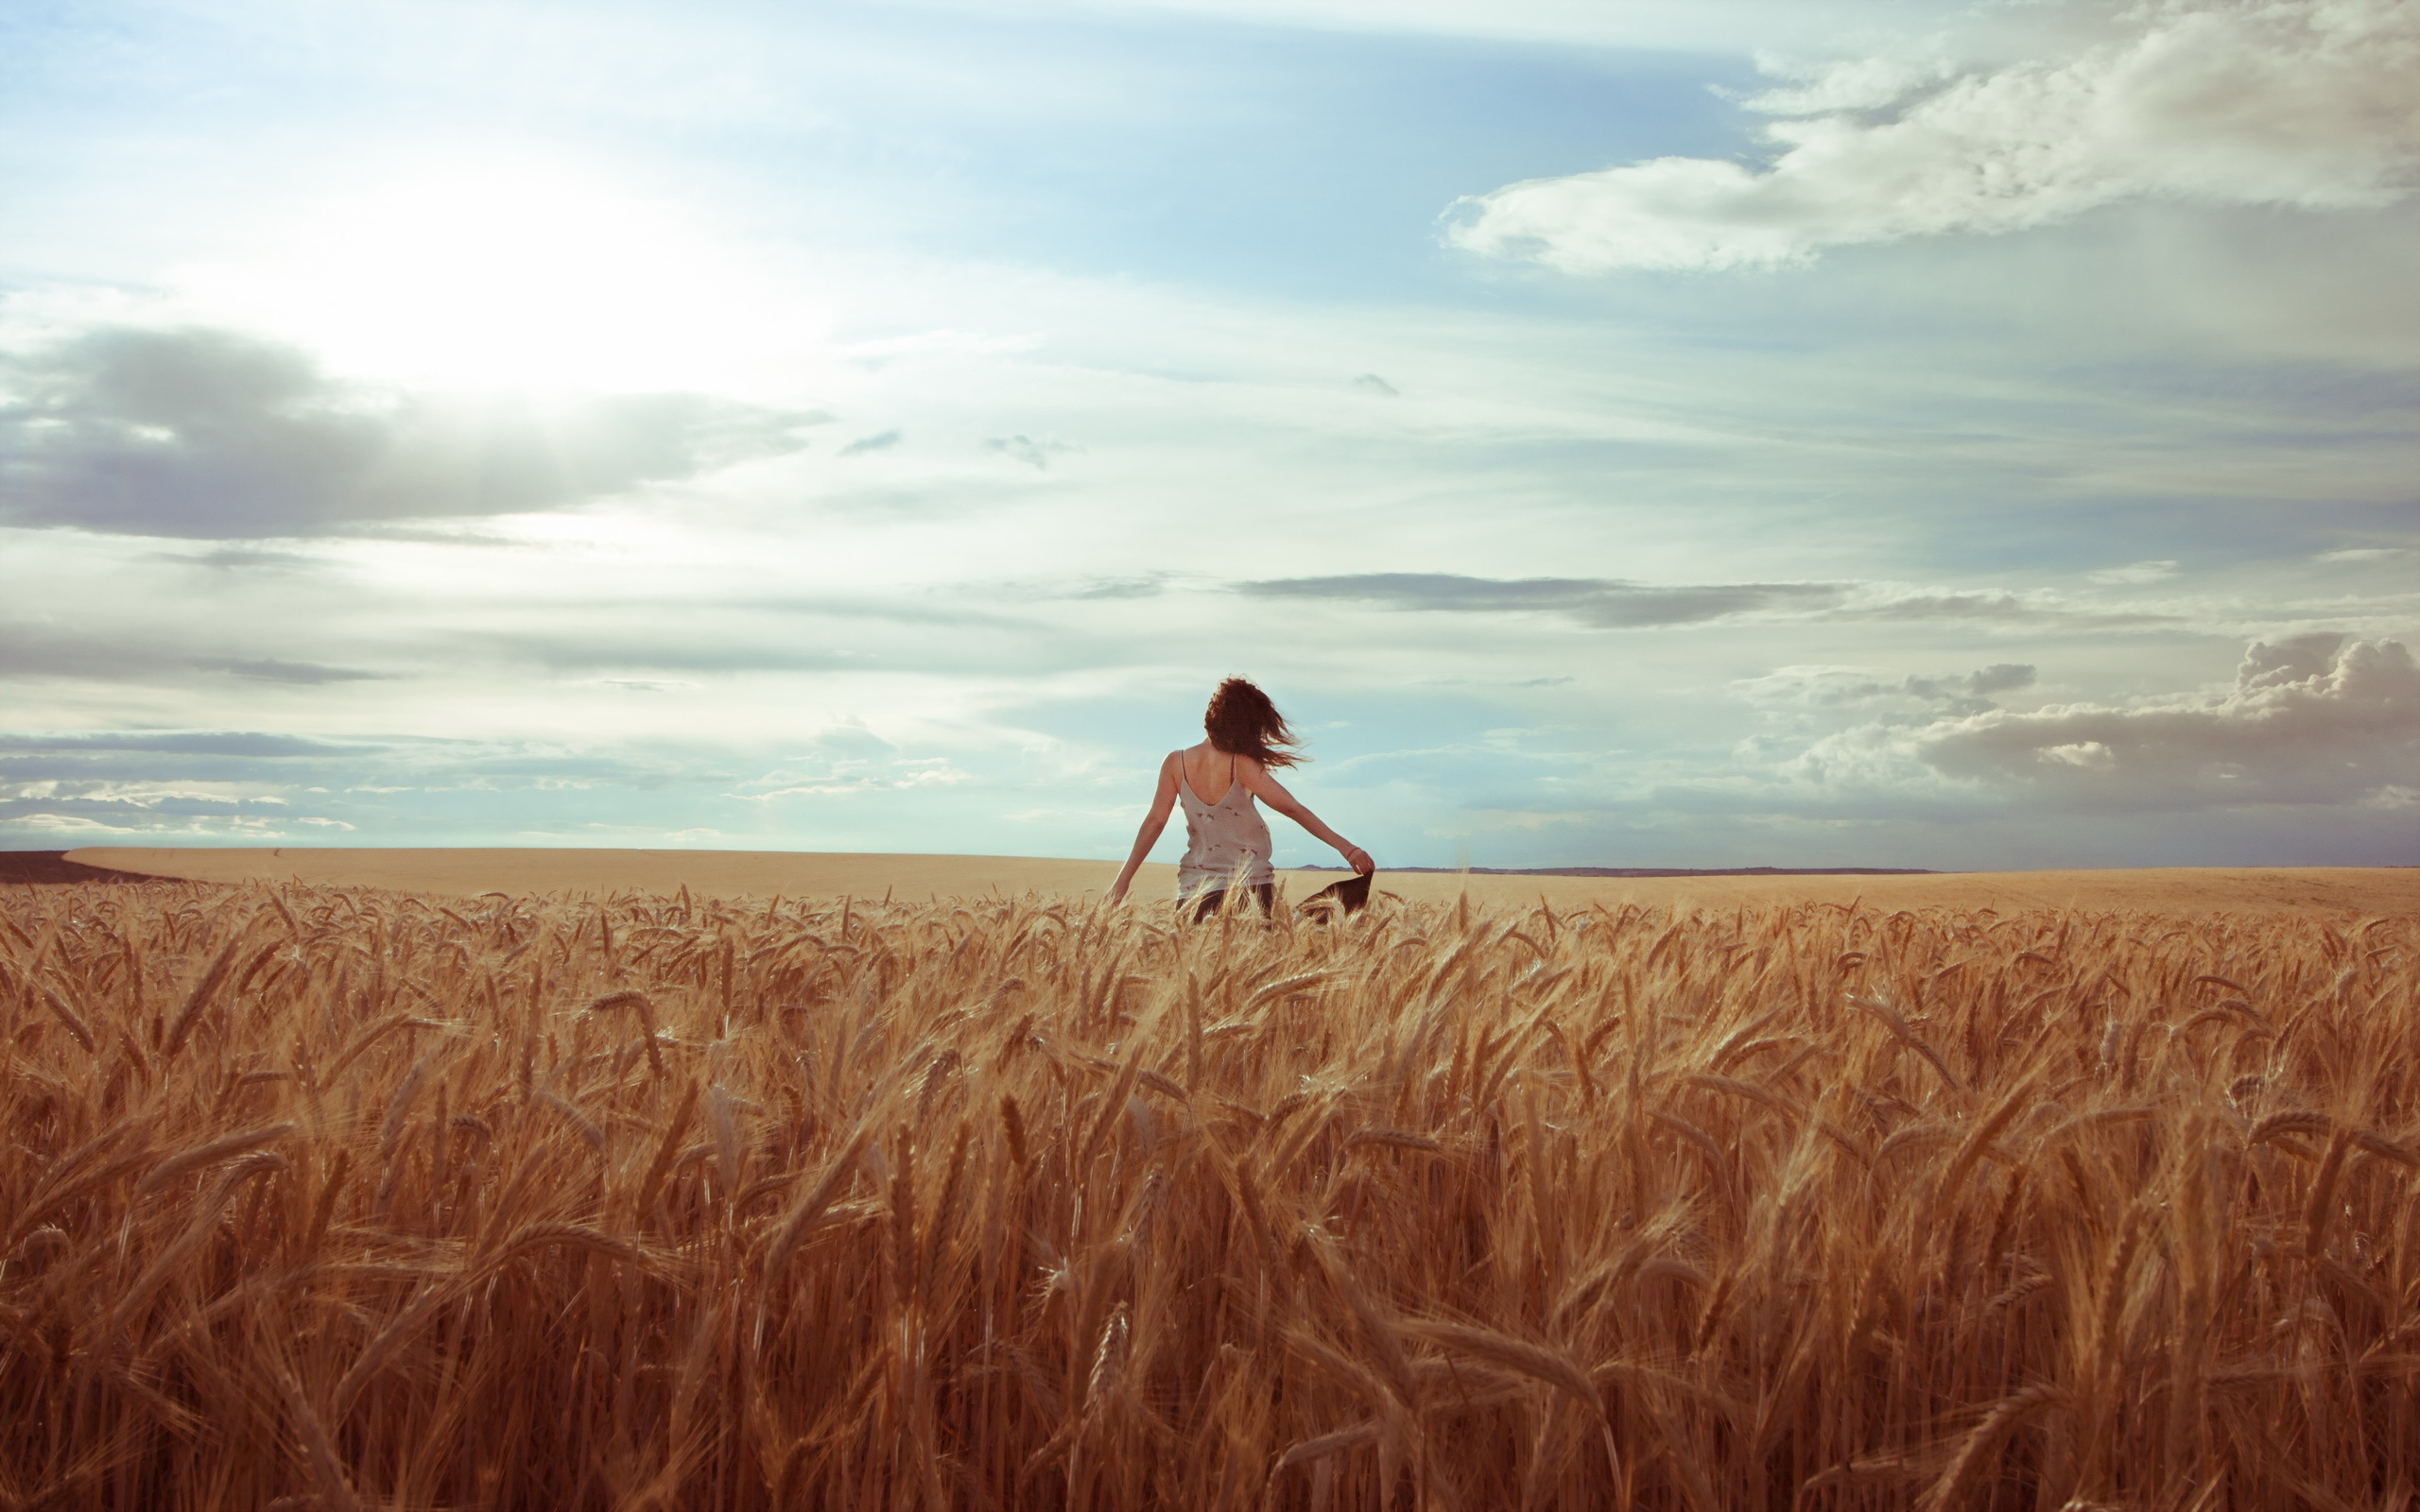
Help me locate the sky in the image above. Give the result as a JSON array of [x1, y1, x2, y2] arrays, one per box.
[[1, 0, 2414, 872]]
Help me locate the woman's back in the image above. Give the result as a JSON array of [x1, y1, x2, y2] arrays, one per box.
[[1174, 745, 1272, 895]]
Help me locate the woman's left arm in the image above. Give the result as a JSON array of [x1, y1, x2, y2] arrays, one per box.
[[1239, 762, 1374, 874]]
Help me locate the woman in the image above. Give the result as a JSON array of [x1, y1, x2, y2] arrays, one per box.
[[1105, 678, 1374, 917]]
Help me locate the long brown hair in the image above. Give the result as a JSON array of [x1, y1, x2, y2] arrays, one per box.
[[1203, 678, 1303, 768]]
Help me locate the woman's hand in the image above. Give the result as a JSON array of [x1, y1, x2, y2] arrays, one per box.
[[1105, 878, 1129, 905], [1341, 845, 1374, 876]]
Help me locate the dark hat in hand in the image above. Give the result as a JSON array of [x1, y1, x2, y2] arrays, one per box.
[[1297, 871, 1371, 919]]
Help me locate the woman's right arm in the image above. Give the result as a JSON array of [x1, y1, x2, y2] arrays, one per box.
[[1238, 760, 1374, 875], [1106, 754, 1181, 904]]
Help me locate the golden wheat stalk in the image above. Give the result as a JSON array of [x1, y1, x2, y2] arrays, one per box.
[[0, 878, 2410, 1507]]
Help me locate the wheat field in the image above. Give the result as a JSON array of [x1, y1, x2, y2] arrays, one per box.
[[2, 878, 2414, 1510]]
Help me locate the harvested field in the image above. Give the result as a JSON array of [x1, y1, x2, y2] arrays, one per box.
[[3, 877, 2416, 1509]]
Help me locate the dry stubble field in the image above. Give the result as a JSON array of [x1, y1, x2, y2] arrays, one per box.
[[3, 874, 2417, 1510]]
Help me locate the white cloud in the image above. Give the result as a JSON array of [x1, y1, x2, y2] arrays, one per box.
[[1451, 0, 2420, 272], [943, 0, 1964, 54], [1737, 661, 2035, 714], [0, 325, 818, 538], [1910, 633, 2420, 808], [725, 726, 974, 800], [16, 811, 293, 837], [842, 330, 1042, 363], [3, 778, 289, 809], [737, 766, 970, 799], [2087, 559, 2179, 584], [1238, 573, 2172, 630], [2317, 546, 2409, 563], [2036, 740, 2117, 770], [1737, 51, 1954, 116], [18, 813, 148, 834], [986, 434, 1079, 470], [1749, 634, 2420, 817]]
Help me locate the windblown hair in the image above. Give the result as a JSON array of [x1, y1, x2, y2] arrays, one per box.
[[1203, 677, 1303, 768]]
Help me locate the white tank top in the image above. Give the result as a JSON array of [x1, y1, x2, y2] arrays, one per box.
[[1174, 749, 1273, 897]]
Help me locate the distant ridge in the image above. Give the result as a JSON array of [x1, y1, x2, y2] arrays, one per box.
[[1296, 865, 1941, 878], [0, 850, 171, 885]]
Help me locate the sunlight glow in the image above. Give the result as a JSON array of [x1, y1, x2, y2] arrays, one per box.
[[181, 161, 825, 392]]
